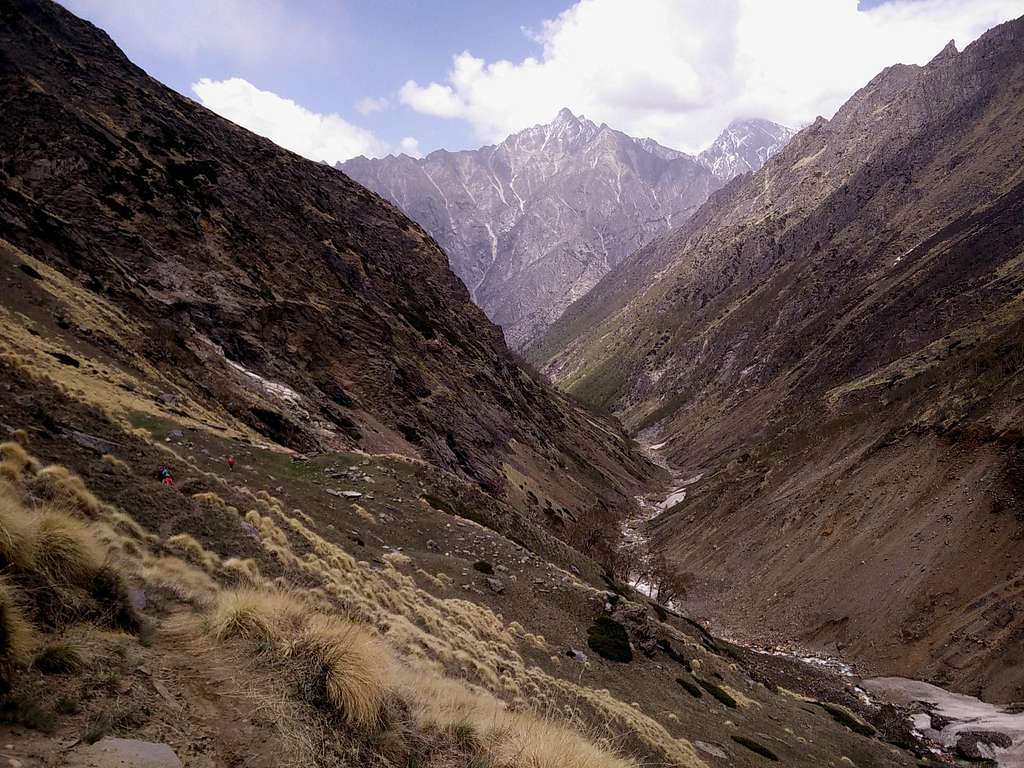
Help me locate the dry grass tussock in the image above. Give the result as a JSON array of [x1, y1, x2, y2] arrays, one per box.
[[208, 588, 391, 726], [0, 490, 104, 588], [0, 575, 35, 677], [29, 464, 108, 517], [101, 453, 132, 474]]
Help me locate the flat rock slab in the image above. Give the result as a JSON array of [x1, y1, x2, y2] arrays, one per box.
[[65, 738, 182, 768]]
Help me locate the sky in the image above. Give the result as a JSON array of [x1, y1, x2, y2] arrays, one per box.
[[62, 0, 1023, 161]]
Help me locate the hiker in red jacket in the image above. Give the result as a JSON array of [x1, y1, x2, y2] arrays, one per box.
[[227, 455, 236, 471], [156, 465, 175, 487]]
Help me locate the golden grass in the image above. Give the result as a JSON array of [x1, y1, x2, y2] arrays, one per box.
[[0, 489, 36, 570], [0, 575, 35, 673], [0, 441, 40, 477], [101, 453, 132, 474], [401, 671, 634, 768], [32, 507, 105, 586], [1, 484, 104, 588], [30, 465, 105, 517], [207, 587, 305, 643], [298, 615, 393, 725], [208, 588, 392, 726]]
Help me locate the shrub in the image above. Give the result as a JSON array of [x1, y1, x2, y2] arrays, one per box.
[[420, 494, 455, 515], [472, 560, 494, 575], [0, 694, 56, 732], [657, 639, 691, 670], [586, 616, 632, 663], [83, 704, 150, 744], [34, 644, 83, 674]]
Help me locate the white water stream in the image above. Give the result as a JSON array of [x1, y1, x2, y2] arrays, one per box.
[[631, 436, 1024, 767]]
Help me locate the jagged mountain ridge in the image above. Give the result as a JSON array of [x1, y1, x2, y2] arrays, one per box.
[[0, 0, 656, 530], [531, 20, 1024, 702], [340, 110, 792, 347], [697, 118, 795, 181]]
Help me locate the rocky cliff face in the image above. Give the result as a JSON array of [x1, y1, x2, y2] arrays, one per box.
[[0, 0, 656, 529], [340, 112, 791, 348], [532, 19, 1024, 702], [697, 118, 795, 181]]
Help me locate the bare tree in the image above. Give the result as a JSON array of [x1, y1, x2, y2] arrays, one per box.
[[646, 553, 693, 606]]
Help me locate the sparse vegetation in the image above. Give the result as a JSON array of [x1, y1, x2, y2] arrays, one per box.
[[0, 693, 57, 732], [587, 616, 633, 663], [33, 643, 84, 674], [472, 559, 494, 575]]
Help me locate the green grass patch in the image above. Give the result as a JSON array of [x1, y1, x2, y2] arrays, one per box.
[[586, 616, 633, 663], [697, 678, 737, 708], [731, 735, 779, 761]]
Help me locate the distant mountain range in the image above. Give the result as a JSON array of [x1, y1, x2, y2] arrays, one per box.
[[340, 111, 793, 347]]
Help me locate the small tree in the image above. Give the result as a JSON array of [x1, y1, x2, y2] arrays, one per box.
[[646, 553, 693, 606]]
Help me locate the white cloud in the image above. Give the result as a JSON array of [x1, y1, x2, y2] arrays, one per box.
[[398, 0, 1023, 151], [355, 96, 390, 115], [192, 78, 413, 163], [398, 137, 423, 158], [62, 0, 333, 67]]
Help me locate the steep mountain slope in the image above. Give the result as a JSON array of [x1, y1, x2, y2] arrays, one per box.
[[0, 0, 657, 538], [532, 22, 1024, 703], [340, 112, 791, 348]]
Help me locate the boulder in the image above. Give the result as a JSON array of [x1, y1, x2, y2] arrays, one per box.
[[64, 738, 182, 768], [611, 604, 659, 656], [955, 730, 1012, 761], [486, 577, 505, 594]]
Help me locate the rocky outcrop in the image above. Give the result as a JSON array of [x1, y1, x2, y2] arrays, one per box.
[[340, 112, 791, 347], [532, 17, 1024, 702]]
